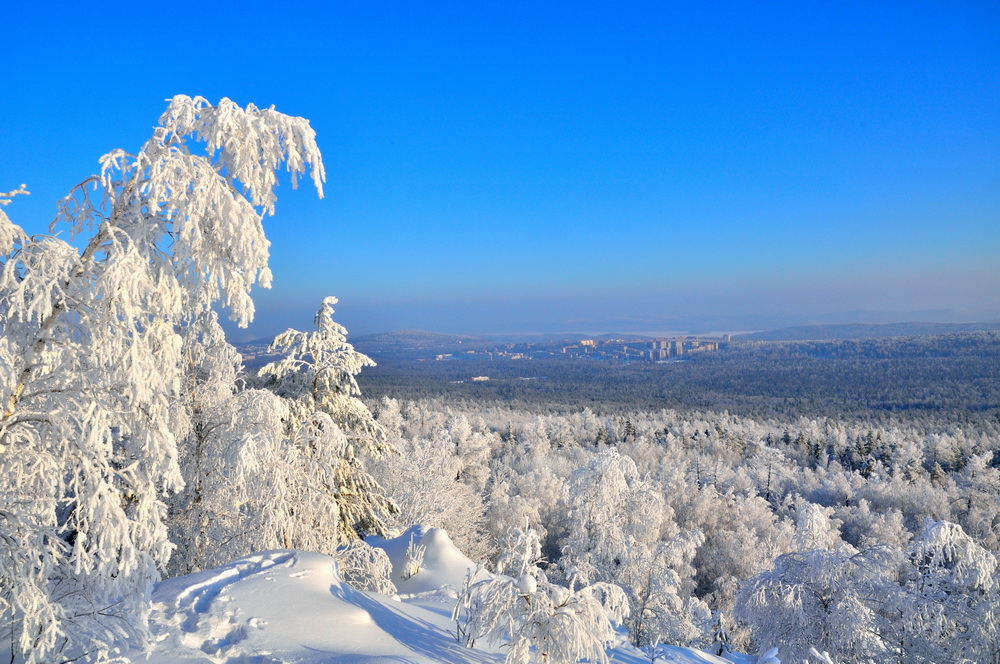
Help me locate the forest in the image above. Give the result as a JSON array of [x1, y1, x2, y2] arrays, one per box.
[[355, 332, 1000, 424], [362, 392, 1000, 663], [1, 97, 997, 664]]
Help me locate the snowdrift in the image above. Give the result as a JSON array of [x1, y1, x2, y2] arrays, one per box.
[[129, 527, 742, 664], [367, 525, 482, 597], [133, 547, 483, 664]]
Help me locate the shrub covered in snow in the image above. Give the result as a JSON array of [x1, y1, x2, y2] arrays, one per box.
[[454, 523, 629, 664]]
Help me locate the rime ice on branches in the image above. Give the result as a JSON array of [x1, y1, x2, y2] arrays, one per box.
[[0, 96, 323, 664]]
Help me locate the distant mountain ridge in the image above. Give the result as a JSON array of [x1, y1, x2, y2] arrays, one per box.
[[354, 329, 482, 343], [350, 323, 1000, 347], [354, 329, 666, 347], [737, 321, 1000, 341], [352, 329, 486, 351]]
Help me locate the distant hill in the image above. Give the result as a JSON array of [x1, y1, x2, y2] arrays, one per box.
[[478, 332, 662, 343], [483, 332, 590, 343], [596, 332, 656, 341], [738, 321, 1000, 341], [352, 329, 487, 352]]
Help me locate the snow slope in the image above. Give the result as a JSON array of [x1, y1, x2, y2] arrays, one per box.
[[134, 547, 489, 664], [129, 527, 743, 664]]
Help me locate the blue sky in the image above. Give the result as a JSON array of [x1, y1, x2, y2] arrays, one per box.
[[1, 2, 998, 338]]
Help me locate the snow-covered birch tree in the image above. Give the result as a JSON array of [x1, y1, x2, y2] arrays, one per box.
[[734, 504, 892, 664], [454, 523, 629, 664], [0, 95, 324, 663], [560, 449, 665, 585], [167, 310, 247, 574], [882, 519, 999, 663], [557, 449, 709, 647]]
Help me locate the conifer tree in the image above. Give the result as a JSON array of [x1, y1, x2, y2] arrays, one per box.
[[259, 296, 397, 541]]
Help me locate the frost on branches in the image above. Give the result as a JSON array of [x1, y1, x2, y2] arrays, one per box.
[[0, 96, 323, 663], [560, 449, 709, 649], [454, 523, 629, 664], [166, 296, 396, 575], [735, 505, 1000, 664], [735, 503, 891, 663], [258, 296, 397, 542]]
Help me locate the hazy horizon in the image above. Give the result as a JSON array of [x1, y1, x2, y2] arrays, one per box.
[[224, 297, 1000, 342], [3, 4, 997, 341]]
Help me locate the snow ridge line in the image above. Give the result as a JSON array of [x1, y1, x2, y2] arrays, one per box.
[[174, 550, 297, 614]]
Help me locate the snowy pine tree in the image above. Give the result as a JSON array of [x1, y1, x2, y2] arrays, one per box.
[[259, 296, 397, 541]]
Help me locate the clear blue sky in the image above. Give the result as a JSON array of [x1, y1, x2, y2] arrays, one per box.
[[2, 2, 998, 338]]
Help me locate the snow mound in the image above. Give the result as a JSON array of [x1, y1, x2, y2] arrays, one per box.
[[133, 548, 495, 664], [367, 525, 482, 597], [127, 529, 747, 664]]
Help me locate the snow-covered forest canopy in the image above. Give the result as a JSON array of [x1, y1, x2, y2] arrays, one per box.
[[2, 98, 998, 664], [365, 394, 1000, 663]]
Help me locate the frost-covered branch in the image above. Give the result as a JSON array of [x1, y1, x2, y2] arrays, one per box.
[[0, 96, 324, 663], [454, 523, 629, 664]]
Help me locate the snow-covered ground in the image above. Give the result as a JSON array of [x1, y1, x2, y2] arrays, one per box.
[[131, 527, 748, 664]]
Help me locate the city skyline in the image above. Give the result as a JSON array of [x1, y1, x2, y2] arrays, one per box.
[[2, 2, 998, 339]]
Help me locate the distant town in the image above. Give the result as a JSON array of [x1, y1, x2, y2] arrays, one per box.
[[236, 333, 731, 369], [434, 335, 729, 363], [235, 322, 1000, 370]]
